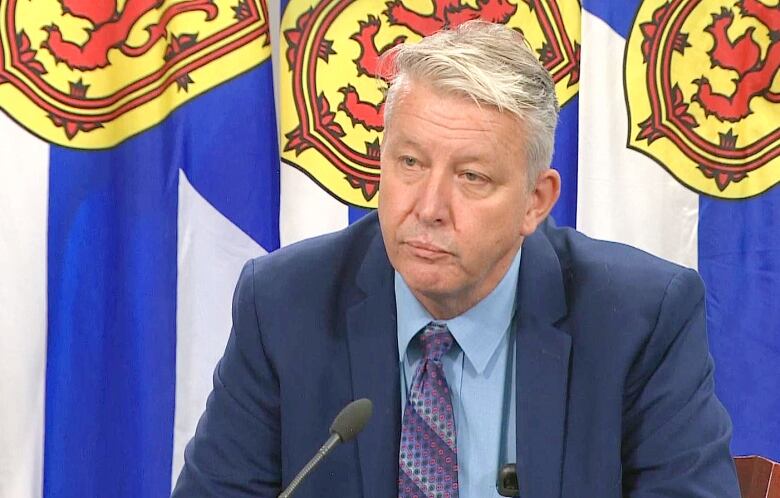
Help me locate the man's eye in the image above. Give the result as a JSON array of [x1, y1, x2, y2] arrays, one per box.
[[462, 171, 484, 183], [402, 156, 417, 167]]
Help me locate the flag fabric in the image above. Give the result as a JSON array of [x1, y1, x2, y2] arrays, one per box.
[[0, 1, 278, 497], [278, 0, 780, 463]]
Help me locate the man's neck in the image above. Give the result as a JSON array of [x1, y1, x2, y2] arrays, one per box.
[[413, 290, 488, 320]]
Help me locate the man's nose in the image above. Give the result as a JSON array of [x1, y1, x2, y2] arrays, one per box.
[[414, 168, 452, 225]]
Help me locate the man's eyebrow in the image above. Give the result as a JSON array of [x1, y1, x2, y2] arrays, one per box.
[[391, 137, 423, 149], [389, 138, 492, 163], [453, 154, 490, 164]]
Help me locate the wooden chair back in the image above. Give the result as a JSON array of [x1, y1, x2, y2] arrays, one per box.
[[735, 456, 780, 498]]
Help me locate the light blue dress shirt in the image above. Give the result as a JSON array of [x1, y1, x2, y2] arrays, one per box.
[[396, 248, 521, 498]]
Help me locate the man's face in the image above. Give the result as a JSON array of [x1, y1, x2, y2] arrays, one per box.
[[378, 80, 547, 319]]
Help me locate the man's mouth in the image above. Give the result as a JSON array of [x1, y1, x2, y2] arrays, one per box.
[[404, 240, 451, 259]]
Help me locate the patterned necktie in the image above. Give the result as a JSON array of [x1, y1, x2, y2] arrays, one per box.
[[399, 322, 459, 498]]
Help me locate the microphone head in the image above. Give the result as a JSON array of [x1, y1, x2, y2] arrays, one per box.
[[330, 398, 373, 443]]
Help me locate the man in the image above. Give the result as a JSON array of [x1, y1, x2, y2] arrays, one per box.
[[173, 21, 740, 497]]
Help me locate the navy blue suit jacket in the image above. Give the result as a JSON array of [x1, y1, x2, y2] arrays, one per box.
[[172, 212, 740, 497]]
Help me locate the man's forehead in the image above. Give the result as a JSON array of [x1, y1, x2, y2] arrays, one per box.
[[394, 80, 485, 111], [385, 76, 522, 129], [387, 79, 518, 128]]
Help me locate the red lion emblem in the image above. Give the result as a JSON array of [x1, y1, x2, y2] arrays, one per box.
[[627, 0, 779, 196], [42, 0, 219, 71], [692, 0, 780, 122]]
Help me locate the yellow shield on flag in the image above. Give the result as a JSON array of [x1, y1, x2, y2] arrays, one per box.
[[0, 0, 271, 148], [625, 0, 780, 199]]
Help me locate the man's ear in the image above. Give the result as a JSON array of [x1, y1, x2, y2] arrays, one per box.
[[520, 168, 561, 235]]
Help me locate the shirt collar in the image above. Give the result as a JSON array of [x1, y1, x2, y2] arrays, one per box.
[[395, 247, 522, 374]]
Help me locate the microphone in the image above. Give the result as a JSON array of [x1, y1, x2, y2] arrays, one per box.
[[278, 398, 373, 498]]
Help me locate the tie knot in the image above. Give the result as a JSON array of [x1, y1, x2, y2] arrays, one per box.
[[419, 322, 454, 362]]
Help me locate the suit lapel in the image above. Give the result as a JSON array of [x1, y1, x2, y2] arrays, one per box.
[[345, 229, 401, 498], [514, 226, 571, 498]]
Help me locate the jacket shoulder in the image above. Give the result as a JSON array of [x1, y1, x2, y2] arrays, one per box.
[[243, 212, 382, 305], [541, 221, 703, 308]]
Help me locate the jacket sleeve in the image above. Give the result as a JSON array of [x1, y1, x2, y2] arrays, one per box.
[[171, 259, 282, 497], [621, 268, 741, 497]]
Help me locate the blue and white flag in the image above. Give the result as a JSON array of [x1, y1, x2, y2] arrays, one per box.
[[0, 0, 278, 496]]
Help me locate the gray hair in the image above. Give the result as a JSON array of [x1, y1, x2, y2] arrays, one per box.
[[380, 20, 559, 183]]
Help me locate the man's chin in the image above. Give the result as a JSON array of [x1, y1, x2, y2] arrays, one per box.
[[400, 270, 457, 300]]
